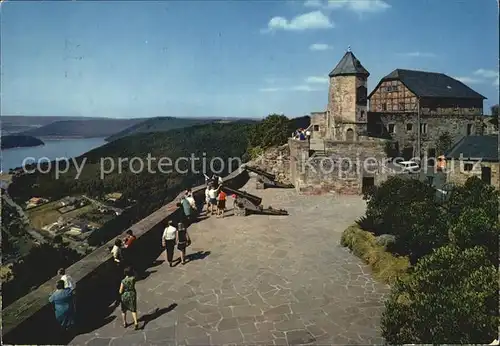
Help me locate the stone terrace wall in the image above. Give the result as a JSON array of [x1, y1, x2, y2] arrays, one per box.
[[248, 144, 292, 184], [2, 168, 250, 345]]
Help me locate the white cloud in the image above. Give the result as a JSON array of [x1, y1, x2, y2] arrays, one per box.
[[397, 52, 436, 58], [309, 43, 332, 51], [262, 11, 334, 32], [305, 0, 391, 13], [474, 69, 499, 79], [454, 76, 483, 84], [291, 85, 319, 91], [305, 76, 329, 84], [259, 87, 282, 92]]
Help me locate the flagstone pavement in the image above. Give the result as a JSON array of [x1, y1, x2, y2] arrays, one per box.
[[69, 180, 390, 345]]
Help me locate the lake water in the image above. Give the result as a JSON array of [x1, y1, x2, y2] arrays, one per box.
[[1, 137, 107, 171]]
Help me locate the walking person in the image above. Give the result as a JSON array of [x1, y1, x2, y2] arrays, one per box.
[[49, 280, 76, 333], [162, 220, 177, 267], [119, 267, 139, 330], [176, 222, 191, 265]]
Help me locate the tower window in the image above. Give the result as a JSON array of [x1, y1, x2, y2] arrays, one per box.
[[406, 123, 413, 131], [313, 125, 319, 131], [420, 123, 428, 134], [388, 124, 395, 134]]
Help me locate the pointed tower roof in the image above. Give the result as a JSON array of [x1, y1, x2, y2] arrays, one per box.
[[328, 50, 370, 78]]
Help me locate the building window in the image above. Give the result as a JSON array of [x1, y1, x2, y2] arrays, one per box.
[[313, 125, 319, 131], [467, 124, 473, 135], [399, 103, 405, 111], [420, 123, 428, 134], [463, 163, 474, 171], [382, 103, 387, 111], [360, 110, 365, 120], [406, 123, 413, 131], [388, 124, 395, 134]]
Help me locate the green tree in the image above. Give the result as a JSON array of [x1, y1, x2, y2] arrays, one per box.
[[449, 207, 500, 263], [490, 104, 498, 128], [248, 114, 295, 151], [364, 177, 436, 234], [445, 176, 499, 221], [389, 200, 449, 262], [436, 131, 452, 155], [381, 245, 499, 344]]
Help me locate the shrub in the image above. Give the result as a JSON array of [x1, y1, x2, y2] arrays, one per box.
[[449, 207, 500, 264], [364, 177, 450, 262], [445, 176, 499, 221], [340, 225, 410, 285], [390, 200, 449, 262], [381, 245, 499, 344], [364, 177, 436, 233]]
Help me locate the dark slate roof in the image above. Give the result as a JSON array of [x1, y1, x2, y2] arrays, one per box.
[[329, 51, 370, 77], [445, 135, 498, 161], [371, 69, 486, 99]]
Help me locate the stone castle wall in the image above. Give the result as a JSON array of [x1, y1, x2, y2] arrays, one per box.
[[289, 138, 389, 194], [371, 112, 486, 156]]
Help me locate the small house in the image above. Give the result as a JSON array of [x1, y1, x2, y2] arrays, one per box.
[[445, 135, 499, 189]]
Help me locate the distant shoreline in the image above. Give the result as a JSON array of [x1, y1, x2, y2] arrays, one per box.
[[1, 135, 45, 150]]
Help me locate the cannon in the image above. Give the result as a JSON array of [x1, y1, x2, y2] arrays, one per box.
[[243, 165, 294, 189], [222, 186, 288, 216]]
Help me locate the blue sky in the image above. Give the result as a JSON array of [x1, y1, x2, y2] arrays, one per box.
[[1, 0, 498, 119]]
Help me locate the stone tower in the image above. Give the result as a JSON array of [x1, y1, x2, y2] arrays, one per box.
[[327, 48, 370, 141]]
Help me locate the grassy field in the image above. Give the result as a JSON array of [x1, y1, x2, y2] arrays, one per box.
[[27, 201, 96, 229]]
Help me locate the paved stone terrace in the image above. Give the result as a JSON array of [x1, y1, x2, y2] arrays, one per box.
[[70, 179, 390, 345]]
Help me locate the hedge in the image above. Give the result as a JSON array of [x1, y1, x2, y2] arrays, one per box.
[[340, 224, 410, 285]]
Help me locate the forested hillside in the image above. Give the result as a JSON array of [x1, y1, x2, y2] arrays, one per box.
[[1, 135, 45, 149], [105, 116, 233, 142], [21, 118, 145, 138], [4, 114, 308, 306], [9, 122, 252, 245]]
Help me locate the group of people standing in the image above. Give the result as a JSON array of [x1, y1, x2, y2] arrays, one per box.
[[293, 128, 311, 141], [48, 268, 77, 332], [48, 173, 230, 335], [48, 230, 141, 333]]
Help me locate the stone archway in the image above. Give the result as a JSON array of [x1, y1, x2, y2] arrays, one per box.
[[346, 128, 355, 141]]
